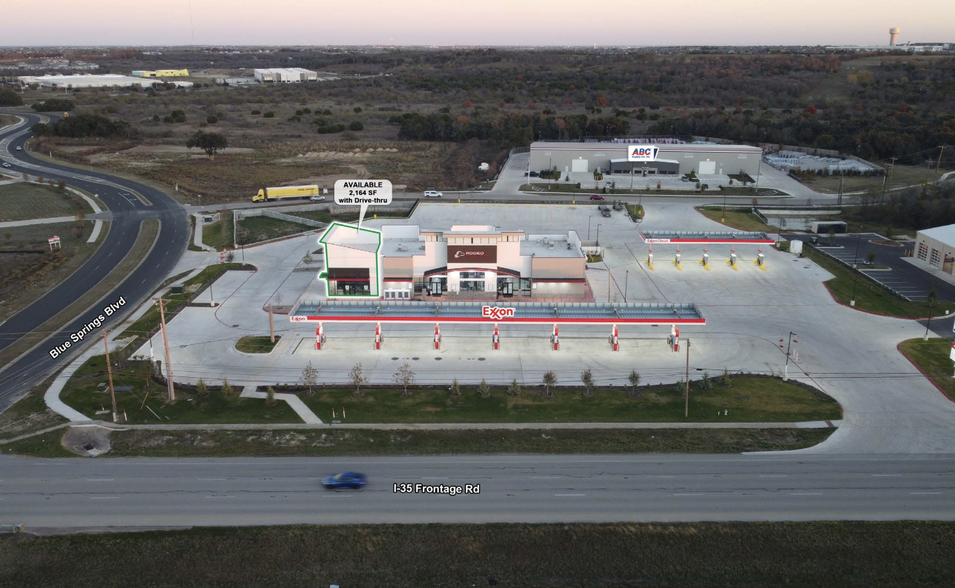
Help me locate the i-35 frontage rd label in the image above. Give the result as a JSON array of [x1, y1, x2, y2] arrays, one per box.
[[393, 483, 481, 496]]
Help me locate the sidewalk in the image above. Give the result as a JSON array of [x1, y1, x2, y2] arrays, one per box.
[[35, 419, 842, 433]]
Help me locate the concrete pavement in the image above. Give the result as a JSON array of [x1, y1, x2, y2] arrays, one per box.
[[1, 453, 952, 529]]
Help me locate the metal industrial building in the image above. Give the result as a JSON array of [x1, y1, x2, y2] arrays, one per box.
[[253, 68, 318, 83], [528, 141, 762, 178], [131, 69, 189, 77], [914, 224, 955, 274]]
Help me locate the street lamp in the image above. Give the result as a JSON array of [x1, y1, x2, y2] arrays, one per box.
[[923, 283, 938, 341], [783, 331, 798, 381], [588, 216, 593, 240], [596, 224, 602, 247], [624, 270, 629, 303], [850, 235, 862, 307], [721, 192, 727, 223]]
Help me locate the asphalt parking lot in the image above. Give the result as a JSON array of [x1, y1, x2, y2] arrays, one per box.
[[789, 232, 955, 302]]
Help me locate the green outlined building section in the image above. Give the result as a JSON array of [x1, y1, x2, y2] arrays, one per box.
[[318, 222, 382, 298]]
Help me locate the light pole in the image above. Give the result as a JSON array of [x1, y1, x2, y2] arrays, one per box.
[[923, 284, 938, 341], [684, 339, 691, 418], [783, 331, 797, 381], [721, 192, 727, 223], [588, 216, 593, 240], [624, 270, 629, 303], [850, 234, 862, 307], [596, 224, 602, 247]]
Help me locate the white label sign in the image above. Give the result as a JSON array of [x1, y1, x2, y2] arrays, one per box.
[[628, 145, 659, 162], [334, 179, 393, 229]]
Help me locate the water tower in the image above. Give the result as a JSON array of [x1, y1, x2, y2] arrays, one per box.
[[889, 27, 901, 46]]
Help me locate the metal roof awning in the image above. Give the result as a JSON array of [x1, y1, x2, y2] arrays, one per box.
[[640, 230, 774, 244], [290, 300, 704, 325]]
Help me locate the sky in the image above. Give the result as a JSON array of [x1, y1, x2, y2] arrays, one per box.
[[5, 0, 954, 47]]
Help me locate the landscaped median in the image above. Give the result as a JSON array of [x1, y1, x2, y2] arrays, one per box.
[[695, 206, 776, 232], [898, 338, 955, 402]]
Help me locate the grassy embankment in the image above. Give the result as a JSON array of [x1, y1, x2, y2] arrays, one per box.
[[898, 338, 955, 401], [4, 426, 834, 458], [2, 522, 952, 588], [695, 206, 775, 232]]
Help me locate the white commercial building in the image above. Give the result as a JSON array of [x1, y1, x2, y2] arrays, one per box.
[[915, 224, 955, 274], [317, 224, 586, 300], [253, 68, 318, 83], [18, 74, 193, 88]]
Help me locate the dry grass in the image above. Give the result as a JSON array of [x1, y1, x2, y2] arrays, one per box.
[[3, 521, 952, 587], [0, 219, 155, 369], [0, 183, 89, 222]]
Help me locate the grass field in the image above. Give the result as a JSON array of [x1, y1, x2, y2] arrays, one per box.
[[898, 338, 955, 401], [696, 206, 775, 232], [236, 215, 313, 245], [289, 206, 412, 224], [0, 182, 90, 222], [0, 219, 103, 327], [294, 376, 840, 424], [3, 521, 951, 587], [0, 377, 67, 442], [200, 210, 233, 249], [39, 426, 838, 458], [59, 356, 300, 425], [805, 247, 955, 318], [235, 335, 281, 353], [797, 164, 949, 194]]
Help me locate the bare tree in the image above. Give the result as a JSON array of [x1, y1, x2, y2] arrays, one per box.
[[580, 369, 594, 398], [300, 361, 318, 397], [627, 370, 641, 399], [393, 362, 414, 398], [541, 371, 557, 398], [350, 363, 368, 397]]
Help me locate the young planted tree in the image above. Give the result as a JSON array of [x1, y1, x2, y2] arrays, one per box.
[[541, 371, 557, 398], [507, 379, 522, 397], [265, 386, 277, 406], [300, 361, 318, 397], [221, 379, 233, 397], [449, 378, 461, 398], [699, 372, 713, 392], [477, 379, 491, 398], [394, 362, 415, 398], [580, 369, 594, 398], [196, 378, 208, 397], [350, 363, 369, 397], [627, 370, 641, 399], [719, 369, 732, 388]]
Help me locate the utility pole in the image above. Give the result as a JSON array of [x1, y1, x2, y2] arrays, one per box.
[[783, 331, 797, 381], [937, 146, 945, 175], [102, 331, 117, 422], [684, 339, 691, 418], [607, 268, 611, 302], [269, 304, 275, 343], [157, 298, 175, 401], [624, 270, 629, 303], [850, 235, 862, 307]]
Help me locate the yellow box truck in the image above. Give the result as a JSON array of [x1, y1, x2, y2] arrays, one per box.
[[252, 185, 321, 202]]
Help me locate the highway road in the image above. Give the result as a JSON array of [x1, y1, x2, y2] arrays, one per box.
[[1, 453, 953, 529], [0, 113, 189, 410]]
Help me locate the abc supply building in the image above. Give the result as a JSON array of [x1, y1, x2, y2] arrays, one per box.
[[317, 223, 586, 300], [528, 141, 762, 177]]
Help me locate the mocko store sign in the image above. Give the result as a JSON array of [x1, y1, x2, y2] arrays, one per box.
[[448, 245, 497, 263]]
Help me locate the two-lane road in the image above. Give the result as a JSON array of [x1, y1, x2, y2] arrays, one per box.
[[1, 453, 952, 529], [0, 113, 189, 410]]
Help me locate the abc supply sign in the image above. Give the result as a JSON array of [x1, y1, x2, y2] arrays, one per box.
[[448, 245, 497, 263], [628, 145, 659, 162]]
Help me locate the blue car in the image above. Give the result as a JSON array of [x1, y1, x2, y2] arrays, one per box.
[[322, 472, 367, 489]]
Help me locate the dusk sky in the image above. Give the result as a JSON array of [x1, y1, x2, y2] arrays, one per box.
[[6, 0, 953, 47]]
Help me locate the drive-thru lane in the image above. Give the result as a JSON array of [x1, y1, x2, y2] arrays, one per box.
[[1, 453, 952, 528], [0, 113, 189, 410]]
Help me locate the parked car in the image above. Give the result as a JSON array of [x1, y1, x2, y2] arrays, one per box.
[[1, 162, 10, 168], [322, 472, 367, 489], [529, 171, 540, 177], [423, 190, 443, 198], [310, 195, 326, 202], [589, 194, 605, 200]]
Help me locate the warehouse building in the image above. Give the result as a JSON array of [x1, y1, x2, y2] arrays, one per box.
[[914, 224, 955, 274], [318, 224, 586, 300], [253, 68, 318, 83], [18, 74, 193, 88], [529, 141, 762, 178], [131, 69, 189, 77]]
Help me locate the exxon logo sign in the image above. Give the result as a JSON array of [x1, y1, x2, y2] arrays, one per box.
[[482, 306, 515, 320], [628, 145, 659, 162]]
